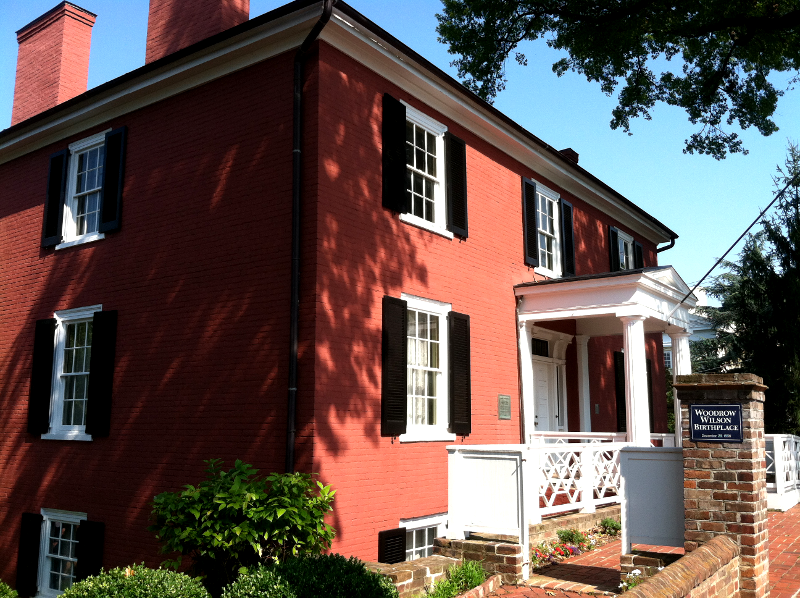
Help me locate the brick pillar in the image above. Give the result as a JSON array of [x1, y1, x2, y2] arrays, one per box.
[[674, 373, 769, 598]]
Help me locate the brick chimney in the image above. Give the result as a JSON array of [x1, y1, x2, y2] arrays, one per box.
[[145, 0, 250, 64], [11, 2, 96, 126], [559, 148, 579, 164]]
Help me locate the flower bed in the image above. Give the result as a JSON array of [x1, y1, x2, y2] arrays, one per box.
[[530, 525, 618, 570]]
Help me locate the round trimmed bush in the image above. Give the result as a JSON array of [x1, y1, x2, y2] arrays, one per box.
[[221, 567, 295, 598], [275, 554, 398, 598], [61, 564, 210, 598], [0, 580, 18, 598]]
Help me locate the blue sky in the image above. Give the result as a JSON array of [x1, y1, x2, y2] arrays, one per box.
[[1, 0, 798, 292]]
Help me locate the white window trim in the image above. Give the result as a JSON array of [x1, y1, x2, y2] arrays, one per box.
[[532, 182, 562, 279], [38, 508, 87, 598], [41, 305, 102, 442], [55, 130, 110, 250], [617, 229, 635, 270], [400, 512, 448, 561], [400, 294, 455, 443], [400, 102, 452, 239]]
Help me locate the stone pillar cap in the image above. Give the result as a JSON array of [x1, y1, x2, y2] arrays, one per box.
[[674, 372, 767, 391]]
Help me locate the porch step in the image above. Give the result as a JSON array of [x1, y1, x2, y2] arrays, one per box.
[[468, 505, 621, 546]]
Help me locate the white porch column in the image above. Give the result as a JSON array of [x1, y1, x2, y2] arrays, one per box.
[[576, 335, 592, 432], [669, 332, 692, 380], [517, 320, 535, 443], [669, 331, 692, 446], [620, 315, 650, 447]]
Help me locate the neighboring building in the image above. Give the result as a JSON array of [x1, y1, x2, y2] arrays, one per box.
[[0, 0, 698, 594]]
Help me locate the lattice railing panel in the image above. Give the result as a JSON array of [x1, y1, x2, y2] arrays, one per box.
[[538, 449, 581, 508]]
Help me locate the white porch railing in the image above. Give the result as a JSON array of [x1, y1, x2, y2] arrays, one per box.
[[528, 431, 677, 447], [766, 434, 800, 511], [447, 441, 629, 561]]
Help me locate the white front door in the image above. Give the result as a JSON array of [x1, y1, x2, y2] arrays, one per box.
[[533, 361, 554, 431]]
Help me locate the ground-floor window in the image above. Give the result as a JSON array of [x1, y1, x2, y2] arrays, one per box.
[[400, 513, 447, 561], [39, 509, 86, 597]]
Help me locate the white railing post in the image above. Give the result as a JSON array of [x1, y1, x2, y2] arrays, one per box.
[[578, 445, 596, 514], [446, 448, 466, 540], [774, 436, 786, 497], [529, 445, 543, 525]]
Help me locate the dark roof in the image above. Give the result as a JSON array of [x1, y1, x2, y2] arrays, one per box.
[[2, 0, 677, 243], [514, 266, 671, 289]]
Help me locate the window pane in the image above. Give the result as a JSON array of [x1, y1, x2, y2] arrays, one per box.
[[427, 397, 436, 425], [415, 147, 425, 170], [426, 370, 436, 396], [430, 342, 439, 369], [423, 178, 433, 200], [415, 124, 424, 148], [429, 315, 438, 341], [414, 396, 425, 424], [407, 309, 416, 338], [66, 324, 75, 348], [417, 339, 427, 366], [419, 312, 428, 339], [428, 527, 436, 544], [406, 121, 414, 144], [415, 529, 425, 546]]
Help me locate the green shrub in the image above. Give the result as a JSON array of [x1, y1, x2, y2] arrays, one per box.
[[61, 564, 210, 598], [149, 459, 335, 596], [600, 517, 622, 535], [426, 560, 486, 598], [220, 567, 295, 598], [273, 554, 398, 598], [556, 528, 588, 545], [0, 580, 18, 598]]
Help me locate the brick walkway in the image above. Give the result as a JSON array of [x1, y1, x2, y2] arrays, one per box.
[[488, 505, 800, 598]]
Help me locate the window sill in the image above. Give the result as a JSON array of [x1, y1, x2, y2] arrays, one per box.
[[534, 266, 561, 280], [399, 213, 454, 240], [55, 232, 105, 250], [400, 428, 456, 443], [41, 431, 92, 442]]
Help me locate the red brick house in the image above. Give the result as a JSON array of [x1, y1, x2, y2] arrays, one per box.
[[0, 0, 697, 594]]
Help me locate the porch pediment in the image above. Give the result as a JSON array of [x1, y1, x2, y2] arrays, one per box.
[[514, 266, 697, 336]]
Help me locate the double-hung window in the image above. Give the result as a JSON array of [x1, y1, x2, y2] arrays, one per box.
[[42, 127, 127, 249], [405, 295, 449, 434], [380, 295, 471, 441], [522, 178, 575, 277], [16, 510, 105, 597], [608, 226, 644, 271], [39, 509, 84, 596], [28, 306, 118, 441], [382, 94, 468, 238]]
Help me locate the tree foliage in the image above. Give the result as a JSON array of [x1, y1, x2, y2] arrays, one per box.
[[698, 143, 800, 433], [436, 0, 800, 159], [149, 460, 335, 596]]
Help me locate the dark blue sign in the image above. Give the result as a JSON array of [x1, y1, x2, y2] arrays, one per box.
[[689, 404, 743, 443]]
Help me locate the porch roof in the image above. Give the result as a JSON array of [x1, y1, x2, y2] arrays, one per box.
[[514, 266, 697, 336]]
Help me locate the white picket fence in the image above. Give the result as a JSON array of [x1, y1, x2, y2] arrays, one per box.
[[766, 434, 800, 511]]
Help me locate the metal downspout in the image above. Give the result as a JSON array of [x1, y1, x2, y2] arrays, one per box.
[[287, 0, 336, 473]]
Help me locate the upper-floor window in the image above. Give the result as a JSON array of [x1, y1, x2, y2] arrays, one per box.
[[522, 178, 575, 278], [382, 94, 468, 239], [42, 127, 127, 250], [64, 134, 105, 243], [29, 307, 119, 441], [608, 226, 644, 271]]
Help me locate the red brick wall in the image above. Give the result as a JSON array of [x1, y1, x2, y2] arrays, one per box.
[[11, 4, 95, 126], [311, 42, 663, 561], [0, 52, 295, 582], [145, 0, 249, 63]]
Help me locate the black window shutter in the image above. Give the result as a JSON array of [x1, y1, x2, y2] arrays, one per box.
[[522, 179, 539, 267], [609, 226, 621, 272], [634, 241, 645, 269], [378, 527, 406, 564], [647, 358, 654, 433], [449, 311, 471, 436], [560, 198, 575, 277], [382, 94, 408, 213], [445, 132, 468, 238], [99, 126, 127, 233], [75, 520, 105, 582], [381, 296, 407, 437], [42, 149, 68, 248], [614, 351, 626, 433], [17, 513, 43, 597], [29, 319, 56, 435], [85, 310, 118, 437]]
